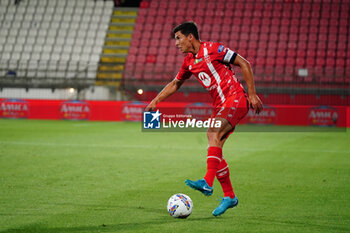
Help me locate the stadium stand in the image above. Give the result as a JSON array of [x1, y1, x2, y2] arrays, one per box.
[[0, 0, 349, 105], [0, 0, 113, 88], [98, 7, 138, 87], [124, 0, 350, 92]]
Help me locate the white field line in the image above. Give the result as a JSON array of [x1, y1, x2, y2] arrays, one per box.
[[0, 141, 348, 154]]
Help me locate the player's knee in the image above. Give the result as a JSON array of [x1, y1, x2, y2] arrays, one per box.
[[207, 131, 221, 146], [207, 128, 227, 146]]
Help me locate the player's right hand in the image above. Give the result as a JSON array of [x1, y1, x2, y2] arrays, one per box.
[[249, 94, 263, 114], [145, 101, 156, 112]]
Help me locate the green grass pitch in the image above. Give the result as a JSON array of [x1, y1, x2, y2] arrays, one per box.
[[0, 119, 349, 233]]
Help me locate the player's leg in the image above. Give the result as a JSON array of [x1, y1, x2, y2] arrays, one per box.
[[216, 158, 235, 199], [212, 95, 249, 216], [185, 117, 232, 196], [212, 158, 238, 216], [204, 117, 232, 187]]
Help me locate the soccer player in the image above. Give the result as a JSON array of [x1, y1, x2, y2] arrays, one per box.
[[145, 22, 263, 216]]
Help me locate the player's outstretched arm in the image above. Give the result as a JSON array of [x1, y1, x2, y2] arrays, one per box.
[[145, 78, 185, 111], [233, 54, 263, 114]]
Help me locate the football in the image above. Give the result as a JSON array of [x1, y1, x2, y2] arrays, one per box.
[[167, 193, 193, 218]]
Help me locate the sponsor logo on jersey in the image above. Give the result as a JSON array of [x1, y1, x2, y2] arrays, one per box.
[[198, 72, 211, 87], [0, 99, 29, 119]]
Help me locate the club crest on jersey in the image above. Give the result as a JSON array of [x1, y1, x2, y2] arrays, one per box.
[[194, 58, 203, 64], [218, 45, 224, 53], [198, 72, 211, 87]]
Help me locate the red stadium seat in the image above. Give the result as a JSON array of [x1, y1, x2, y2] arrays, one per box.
[[288, 42, 297, 49], [250, 32, 259, 41], [138, 47, 148, 55], [220, 33, 230, 43], [258, 41, 267, 49], [276, 49, 286, 58], [338, 42, 346, 50], [326, 50, 336, 58], [240, 33, 249, 41], [260, 33, 268, 42], [269, 33, 278, 41], [255, 57, 266, 66], [306, 50, 316, 58], [306, 57, 315, 66], [253, 66, 264, 82], [316, 58, 326, 67], [268, 41, 277, 50], [156, 55, 166, 64], [317, 42, 326, 50], [271, 18, 281, 26], [276, 58, 285, 66], [327, 41, 337, 50], [266, 57, 275, 66], [248, 41, 258, 50], [136, 54, 146, 64], [334, 67, 344, 83], [262, 9, 272, 18], [285, 66, 294, 76], [297, 49, 306, 58], [286, 57, 295, 66], [336, 50, 346, 58], [262, 25, 271, 33], [257, 48, 267, 57], [253, 11, 262, 18], [296, 57, 305, 67], [308, 33, 318, 42], [336, 58, 345, 68], [269, 49, 276, 58], [274, 66, 284, 82], [126, 54, 136, 64], [247, 49, 257, 58], [289, 33, 298, 41], [264, 66, 274, 82]]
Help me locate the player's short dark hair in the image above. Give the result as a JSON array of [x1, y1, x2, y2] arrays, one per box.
[[172, 21, 200, 40]]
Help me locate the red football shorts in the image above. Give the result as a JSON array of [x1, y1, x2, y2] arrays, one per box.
[[211, 92, 249, 138]]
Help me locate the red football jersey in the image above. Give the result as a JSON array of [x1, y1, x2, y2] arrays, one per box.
[[175, 42, 246, 107]]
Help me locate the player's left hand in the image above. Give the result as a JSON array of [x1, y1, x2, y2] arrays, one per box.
[[249, 94, 263, 114]]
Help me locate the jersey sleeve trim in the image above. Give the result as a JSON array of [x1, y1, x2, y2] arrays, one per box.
[[230, 52, 237, 64], [223, 49, 237, 63]]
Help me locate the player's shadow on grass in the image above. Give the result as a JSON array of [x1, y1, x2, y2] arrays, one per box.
[[54, 202, 166, 215], [1, 218, 216, 233], [1, 204, 216, 233]]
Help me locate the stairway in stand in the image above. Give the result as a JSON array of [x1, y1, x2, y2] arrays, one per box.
[[96, 7, 138, 88]]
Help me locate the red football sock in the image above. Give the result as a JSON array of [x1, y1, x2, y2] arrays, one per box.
[[216, 159, 235, 199], [204, 147, 222, 187]]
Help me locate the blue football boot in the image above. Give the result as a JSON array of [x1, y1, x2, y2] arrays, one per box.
[[185, 178, 213, 196], [212, 196, 238, 216]]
